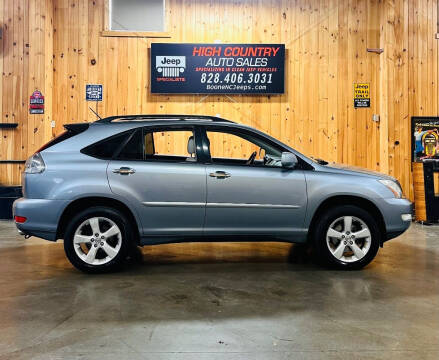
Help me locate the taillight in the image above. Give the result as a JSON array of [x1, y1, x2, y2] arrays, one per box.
[[24, 152, 46, 174], [14, 216, 27, 223]]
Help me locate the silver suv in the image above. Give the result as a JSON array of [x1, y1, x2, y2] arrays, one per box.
[[13, 115, 413, 273]]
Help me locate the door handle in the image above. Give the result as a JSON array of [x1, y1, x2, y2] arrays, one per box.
[[209, 171, 231, 179], [113, 167, 136, 175]]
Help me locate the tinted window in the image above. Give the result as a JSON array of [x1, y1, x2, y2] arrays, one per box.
[[116, 130, 144, 160], [81, 132, 130, 159]]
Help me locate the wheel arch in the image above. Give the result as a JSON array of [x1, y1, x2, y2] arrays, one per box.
[[56, 196, 141, 244], [307, 195, 386, 246]]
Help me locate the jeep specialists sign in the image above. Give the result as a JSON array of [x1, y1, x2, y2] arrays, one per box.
[[150, 43, 285, 94]]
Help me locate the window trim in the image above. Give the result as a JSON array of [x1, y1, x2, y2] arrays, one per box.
[[101, 31, 170, 38]]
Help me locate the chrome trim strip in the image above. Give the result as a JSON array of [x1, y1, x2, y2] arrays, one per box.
[[143, 201, 205, 207], [142, 202, 299, 209], [207, 203, 299, 209]]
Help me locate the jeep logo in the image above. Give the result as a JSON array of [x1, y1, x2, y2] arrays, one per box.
[[156, 56, 186, 78], [161, 57, 181, 66]]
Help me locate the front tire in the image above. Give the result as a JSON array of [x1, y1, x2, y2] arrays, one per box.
[[313, 205, 381, 270], [64, 206, 133, 273]]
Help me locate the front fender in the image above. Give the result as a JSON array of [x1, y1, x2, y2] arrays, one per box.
[[303, 171, 386, 229]]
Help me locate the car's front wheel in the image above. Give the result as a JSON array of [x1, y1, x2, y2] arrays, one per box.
[[313, 205, 381, 270], [64, 206, 133, 273]]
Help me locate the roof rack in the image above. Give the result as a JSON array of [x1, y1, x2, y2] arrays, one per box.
[[94, 114, 235, 124]]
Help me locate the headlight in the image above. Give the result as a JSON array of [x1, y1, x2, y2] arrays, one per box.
[[24, 152, 46, 174], [378, 179, 403, 198]]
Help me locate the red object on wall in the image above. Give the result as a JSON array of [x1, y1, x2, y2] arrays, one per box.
[[29, 90, 44, 114]]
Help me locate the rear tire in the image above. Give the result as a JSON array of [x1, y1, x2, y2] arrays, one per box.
[[313, 205, 380, 270], [64, 206, 133, 273]]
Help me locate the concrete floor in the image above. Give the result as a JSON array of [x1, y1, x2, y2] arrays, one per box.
[[0, 221, 438, 360]]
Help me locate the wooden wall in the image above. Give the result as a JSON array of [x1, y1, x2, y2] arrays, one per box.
[[0, 0, 53, 184], [1, 0, 439, 201]]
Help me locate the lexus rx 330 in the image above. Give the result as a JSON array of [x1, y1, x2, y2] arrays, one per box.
[[13, 115, 413, 273]]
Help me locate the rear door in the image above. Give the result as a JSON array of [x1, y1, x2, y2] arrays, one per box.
[[107, 126, 206, 237]]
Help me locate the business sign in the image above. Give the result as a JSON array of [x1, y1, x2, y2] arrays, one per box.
[[151, 43, 285, 94], [354, 83, 370, 108], [412, 117, 439, 162], [86, 84, 103, 101], [29, 90, 44, 114]]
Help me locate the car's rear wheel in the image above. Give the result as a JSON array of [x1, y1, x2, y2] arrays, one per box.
[[313, 205, 380, 270], [64, 206, 133, 273]]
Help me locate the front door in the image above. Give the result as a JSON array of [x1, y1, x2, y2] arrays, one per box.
[[203, 128, 307, 237], [107, 126, 206, 237]]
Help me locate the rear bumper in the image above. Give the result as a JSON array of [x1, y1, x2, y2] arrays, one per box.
[[378, 198, 413, 242], [13, 198, 69, 241]]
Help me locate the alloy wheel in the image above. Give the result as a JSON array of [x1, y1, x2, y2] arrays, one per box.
[[73, 216, 122, 265], [326, 216, 372, 263]]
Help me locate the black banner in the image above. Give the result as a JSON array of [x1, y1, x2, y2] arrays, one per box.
[[151, 43, 285, 94]]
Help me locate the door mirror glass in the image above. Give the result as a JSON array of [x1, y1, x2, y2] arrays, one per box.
[[281, 152, 298, 169]]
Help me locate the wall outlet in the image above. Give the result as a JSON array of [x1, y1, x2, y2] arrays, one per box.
[[51, 120, 55, 128], [372, 114, 380, 122]]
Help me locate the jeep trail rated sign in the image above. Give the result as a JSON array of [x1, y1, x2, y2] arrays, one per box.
[[354, 83, 370, 108], [150, 43, 285, 94]]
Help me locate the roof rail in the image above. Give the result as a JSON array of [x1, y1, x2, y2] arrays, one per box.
[[94, 114, 235, 124]]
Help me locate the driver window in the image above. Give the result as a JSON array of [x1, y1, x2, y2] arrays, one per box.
[[207, 131, 260, 160], [206, 130, 281, 167]]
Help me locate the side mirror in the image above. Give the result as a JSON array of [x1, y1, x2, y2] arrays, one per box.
[[281, 152, 298, 169]]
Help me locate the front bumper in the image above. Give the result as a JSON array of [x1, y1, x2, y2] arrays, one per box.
[[13, 198, 69, 241], [378, 198, 413, 242]]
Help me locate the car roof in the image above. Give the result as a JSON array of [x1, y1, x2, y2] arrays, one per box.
[[90, 114, 256, 132], [94, 114, 235, 124]]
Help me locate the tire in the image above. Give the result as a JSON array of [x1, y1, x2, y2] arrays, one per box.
[[312, 205, 381, 270], [63, 206, 133, 273]]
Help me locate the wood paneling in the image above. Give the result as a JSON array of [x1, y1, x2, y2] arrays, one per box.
[[413, 162, 427, 221], [1, 0, 439, 203], [0, 0, 52, 185]]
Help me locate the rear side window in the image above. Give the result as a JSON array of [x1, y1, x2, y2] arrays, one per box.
[[81, 131, 131, 159], [147, 130, 194, 159], [116, 130, 143, 160]]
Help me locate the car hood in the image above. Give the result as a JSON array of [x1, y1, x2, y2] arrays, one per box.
[[319, 163, 397, 181]]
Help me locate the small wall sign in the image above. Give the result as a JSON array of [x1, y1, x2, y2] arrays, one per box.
[[85, 84, 103, 101], [29, 90, 44, 114], [354, 83, 370, 108]]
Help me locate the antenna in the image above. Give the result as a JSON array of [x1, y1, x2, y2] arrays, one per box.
[[89, 106, 102, 120]]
